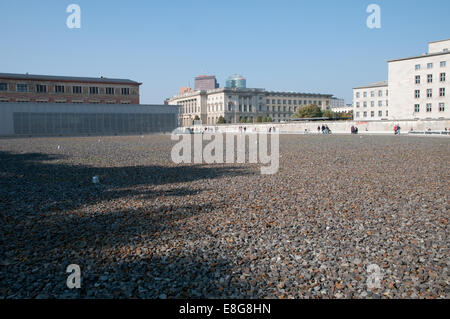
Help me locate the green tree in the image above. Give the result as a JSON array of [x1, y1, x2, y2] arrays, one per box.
[[246, 117, 253, 123], [217, 116, 226, 124], [240, 117, 246, 123], [292, 105, 323, 119], [322, 110, 335, 119], [256, 115, 263, 123], [194, 115, 200, 121]]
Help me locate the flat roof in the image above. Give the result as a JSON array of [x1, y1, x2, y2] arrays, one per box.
[[387, 51, 450, 63], [429, 38, 450, 44], [353, 81, 388, 90], [0, 73, 142, 85], [266, 91, 333, 97]]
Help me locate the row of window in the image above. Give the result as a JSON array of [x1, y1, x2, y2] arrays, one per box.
[[0, 83, 132, 95], [356, 100, 388, 108], [415, 73, 446, 84], [355, 89, 388, 99], [414, 103, 445, 112], [266, 99, 329, 106], [355, 110, 388, 118], [415, 61, 447, 70], [414, 88, 446, 98]]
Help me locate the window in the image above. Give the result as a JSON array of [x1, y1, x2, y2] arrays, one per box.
[[73, 86, 82, 94], [36, 84, 47, 93], [89, 87, 99, 94], [16, 84, 28, 92], [378, 111, 382, 117], [356, 112, 360, 118], [414, 104, 420, 113], [363, 102, 367, 107], [439, 103, 445, 112], [363, 92, 367, 98], [427, 63, 433, 69], [363, 111, 367, 117], [386, 100, 389, 107], [272, 99, 275, 104], [427, 74, 433, 83], [371, 101, 375, 107], [371, 91, 375, 97], [55, 85, 65, 93], [378, 101, 382, 107], [415, 64, 421, 70], [426, 103, 432, 112], [0, 83, 7, 91], [440, 88, 445, 97], [356, 92, 360, 98], [371, 111, 374, 117], [378, 90, 383, 97], [415, 90, 420, 98], [283, 100, 286, 105], [441, 73, 446, 82], [277, 99, 281, 104], [106, 87, 115, 95], [441, 61, 446, 67], [415, 75, 421, 84], [293, 100, 297, 105], [386, 110, 388, 117], [427, 89, 432, 98], [386, 90, 388, 97], [356, 102, 360, 108]]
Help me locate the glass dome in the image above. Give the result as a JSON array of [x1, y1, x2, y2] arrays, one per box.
[[225, 74, 246, 89]]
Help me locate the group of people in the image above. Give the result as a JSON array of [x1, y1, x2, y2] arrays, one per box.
[[394, 124, 401, 135], [318, 125, 332, 134], [350, 126, 359, 134]]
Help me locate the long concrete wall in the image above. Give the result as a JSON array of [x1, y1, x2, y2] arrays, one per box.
[[0, 103, 178, 136], [193, 119, 450, 135]]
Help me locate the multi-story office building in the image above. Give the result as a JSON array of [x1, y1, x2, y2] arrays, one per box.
[[194, 75, 219, 91], [353, 81, 389, 120], [264, 91, 332, 121], [0, 73, 141, 104], [388, 39, 449, 120], [168, 87, 333, 126], [353, 39, 449, 121]]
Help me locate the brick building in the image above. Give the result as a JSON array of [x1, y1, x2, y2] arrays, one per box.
[[0, 73, 142, 104]]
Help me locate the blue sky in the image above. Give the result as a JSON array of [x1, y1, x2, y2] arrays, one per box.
[[1, 0, 449, 104]]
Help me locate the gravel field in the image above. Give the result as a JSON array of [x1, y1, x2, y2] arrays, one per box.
[[0, 134, 448, 299]]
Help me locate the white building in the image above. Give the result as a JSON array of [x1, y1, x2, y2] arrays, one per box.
[[353, 39, 449, 121], [353, 81, 389, 121], [169, 88, 333, 126], [388, 39, 449, 120]]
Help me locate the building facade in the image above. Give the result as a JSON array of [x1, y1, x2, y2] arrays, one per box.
[[0, 102, 178, 136], [353, 81, 389, 121], [353, 39, 449, 121], [388, 39, 449, 120], [194, 75, 219, 91], [168, 88, 333, 126], [0, 73, 141, 104]]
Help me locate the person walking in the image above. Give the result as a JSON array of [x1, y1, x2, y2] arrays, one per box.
[[397, 124, 401, 135], [317, 126, 321, 134], [351, 126, 355, 134], [394, 124, 398, 135]]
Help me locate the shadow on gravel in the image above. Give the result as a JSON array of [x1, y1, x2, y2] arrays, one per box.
[[0, 151, 252, 298], [0, 150, 250, 213]]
